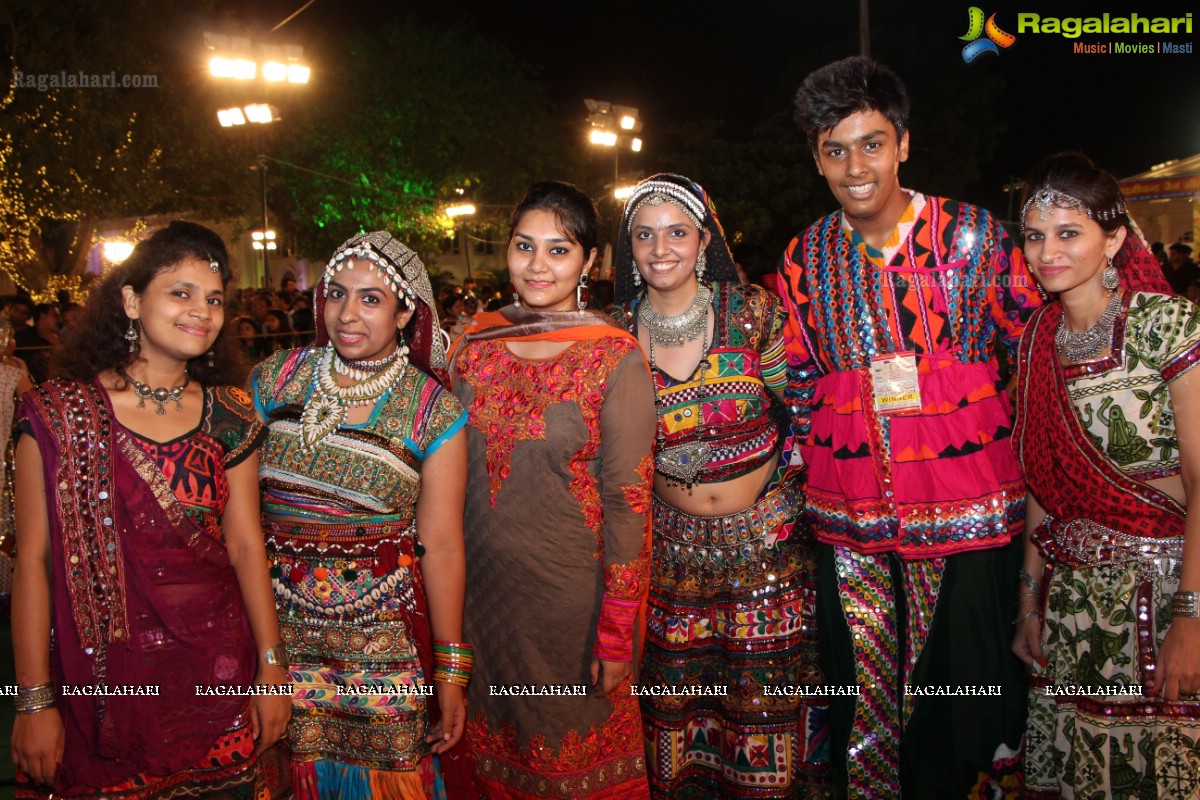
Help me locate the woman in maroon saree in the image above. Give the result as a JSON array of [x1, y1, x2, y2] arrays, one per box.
[[11, 221, 290, 798]]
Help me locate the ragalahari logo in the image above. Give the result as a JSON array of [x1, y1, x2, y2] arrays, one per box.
[[960, 7, 1017, 62]]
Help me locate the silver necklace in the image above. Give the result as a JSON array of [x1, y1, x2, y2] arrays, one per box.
[[120, 369, 188, 415], [299, 345, 409, 449], [638, 283, 713, 348], [647, 322, 711, 491], [1055, 291, 1121, 362]]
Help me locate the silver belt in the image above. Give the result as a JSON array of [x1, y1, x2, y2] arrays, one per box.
[[1045, 516, 1183, 582]]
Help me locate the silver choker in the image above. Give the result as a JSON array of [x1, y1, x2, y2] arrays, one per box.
[[638, 283, 712, 348], [1055, 291, 1121, 362], [120, 369, 189, 415]]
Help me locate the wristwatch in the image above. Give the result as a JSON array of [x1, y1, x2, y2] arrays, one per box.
[[263, 643, 290, 668]]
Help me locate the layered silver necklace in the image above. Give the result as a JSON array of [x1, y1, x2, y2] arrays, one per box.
[[1055, 291, 1121, 362], [637, 283, 713, 348]]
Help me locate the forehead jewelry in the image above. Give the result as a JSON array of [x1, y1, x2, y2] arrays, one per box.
[[1021, 188, 1127, 236], [625, 185, 706, 232], [323, 244, 416, 309]]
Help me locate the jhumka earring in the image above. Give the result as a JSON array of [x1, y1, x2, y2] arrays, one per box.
[[512, 292, 522, 307], [1101, 256, 1119, 290], [125, 318, 139, 353], [576, 275, 590, 310], [696, 251, 708, 282], [632, 262, 642, 288]]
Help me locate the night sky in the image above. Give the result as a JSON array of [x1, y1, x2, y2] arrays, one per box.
[[231, 0, 1200, 216]]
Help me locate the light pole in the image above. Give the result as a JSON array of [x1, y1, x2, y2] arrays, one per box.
[[207, 31, 310, 288], [218, 112, 279, 286], [584, 99, 643, 187], [254, 155, 272, 286], [447, 204, 477, 280]]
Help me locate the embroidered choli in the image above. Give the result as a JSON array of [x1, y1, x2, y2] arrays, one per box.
[[249, 347, 466, 524], [1063, 291, 1200, 481], [615, 281, 787, 483]]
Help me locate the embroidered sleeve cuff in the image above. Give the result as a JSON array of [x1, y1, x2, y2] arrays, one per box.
[[1162, 340, 1200, 384], [594, 594, 640, 662]]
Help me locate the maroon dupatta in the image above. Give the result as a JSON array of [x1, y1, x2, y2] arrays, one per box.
[[20, 380, 256, 793], [1013, 301, 1186, 543]]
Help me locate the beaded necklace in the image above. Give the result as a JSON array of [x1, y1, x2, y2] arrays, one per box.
[[333, 346, 406, 382], [299, 345, 408, 449]]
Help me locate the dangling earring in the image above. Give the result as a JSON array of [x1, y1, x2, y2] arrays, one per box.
[[1101, 256, 1119, 291], [576, 275, 590, 310], [124, 318, 139, 353], [206, 349, 215, 368], [512, 292, 522, 307], [695, 251, 708, 283], [632, 261, 642, 288]]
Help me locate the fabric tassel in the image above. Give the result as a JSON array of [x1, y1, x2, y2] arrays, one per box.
[[314, 759, 368, 800], [290, 760, 321, 800], [423, 754, 448, 800], [367, 765, 427, 799]]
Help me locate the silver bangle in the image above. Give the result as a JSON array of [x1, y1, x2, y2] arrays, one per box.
[[15, 682, 56, 715], [263, 643, 290, 668], [1172, 591, 1200, 619], [1018, 567, 1040, 596], [1013, 609, 1041, 625]]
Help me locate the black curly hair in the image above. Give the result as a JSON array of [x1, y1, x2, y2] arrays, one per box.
[[793, 56, 910, 154], [53, 220, 247, 385]]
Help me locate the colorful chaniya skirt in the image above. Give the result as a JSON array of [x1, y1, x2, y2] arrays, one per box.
[[639, 469, 830, 799], [266, 519, 446, 800], [1027, 559, 1200, 799]]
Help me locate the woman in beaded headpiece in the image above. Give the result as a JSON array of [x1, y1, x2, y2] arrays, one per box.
[[11, 221, 290, 799], [448, 181, 656, 799], [611, 174, 830, 797], [248, 231, 470, 798], [1011, 152, 1200, 798]]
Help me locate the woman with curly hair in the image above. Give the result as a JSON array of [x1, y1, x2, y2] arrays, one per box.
[[11, 220, 290, 799]]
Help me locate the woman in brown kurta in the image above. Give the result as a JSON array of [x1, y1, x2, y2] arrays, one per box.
[[450, 181, 656, 799]]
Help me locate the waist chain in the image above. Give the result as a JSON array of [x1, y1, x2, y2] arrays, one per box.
[[652, 474, 803, 577], [1035, 516, 1183, 582]]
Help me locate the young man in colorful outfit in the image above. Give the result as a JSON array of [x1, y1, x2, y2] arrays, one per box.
[[777, 56, 1043, 798]]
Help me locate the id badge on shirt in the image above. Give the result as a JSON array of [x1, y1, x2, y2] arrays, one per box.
[[871, 351, 922, 415]]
